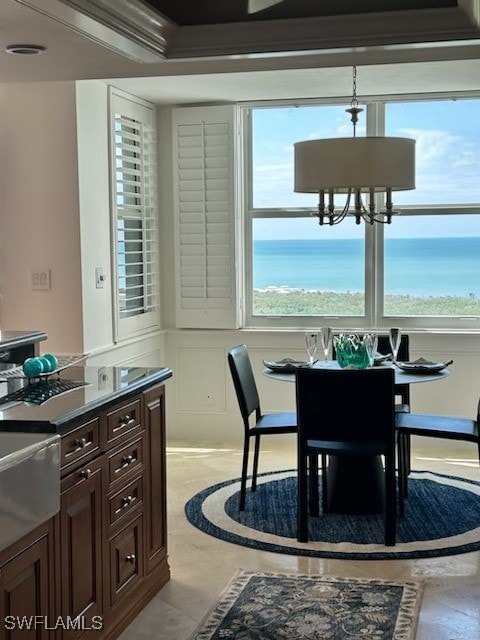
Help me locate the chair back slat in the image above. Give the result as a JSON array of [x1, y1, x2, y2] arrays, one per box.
[[228, 344, 260, 423]]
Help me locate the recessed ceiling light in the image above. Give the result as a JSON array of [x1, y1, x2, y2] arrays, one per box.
[[5, 44, 46, 55]]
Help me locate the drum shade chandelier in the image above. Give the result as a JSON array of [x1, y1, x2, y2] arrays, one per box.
[[294, 67, 416, 226]]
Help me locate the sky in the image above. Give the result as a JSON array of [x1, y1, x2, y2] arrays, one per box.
[[251, 99, 480, 240]]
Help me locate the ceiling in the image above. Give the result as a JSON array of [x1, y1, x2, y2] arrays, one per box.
[[141, 0, 460, 26], [0, 0, 479, 105]]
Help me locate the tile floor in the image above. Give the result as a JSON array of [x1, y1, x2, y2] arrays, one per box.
[[120, 437, 480, 640]]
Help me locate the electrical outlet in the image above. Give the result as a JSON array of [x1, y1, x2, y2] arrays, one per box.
[[98, 367, 109, 389]]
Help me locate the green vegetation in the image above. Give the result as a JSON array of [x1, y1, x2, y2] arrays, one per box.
[[253, 289, 480, 317]]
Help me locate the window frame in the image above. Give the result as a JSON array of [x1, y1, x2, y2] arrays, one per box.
[[240, 94, 480, 331]]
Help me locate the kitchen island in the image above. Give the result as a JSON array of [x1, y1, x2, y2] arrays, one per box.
[[0, 362, 172, 640]]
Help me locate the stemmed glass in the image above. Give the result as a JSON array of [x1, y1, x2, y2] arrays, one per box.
[[389, 327, 401, 363], [364, 332, 378, 367], [305, 333, 318, 367], [320, 327, 332, 366]]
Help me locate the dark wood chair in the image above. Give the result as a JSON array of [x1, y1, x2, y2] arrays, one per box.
[[228, 344, 297, 510], [396, 399, 480, 509], [296, 367, 398, 546]]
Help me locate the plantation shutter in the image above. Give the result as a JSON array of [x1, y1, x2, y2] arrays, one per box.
[[172, 105, 238, 329], [110, 89, 160, 340]]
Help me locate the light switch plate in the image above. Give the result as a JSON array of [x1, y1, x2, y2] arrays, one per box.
[[30, 269, 51, 290], [95, 267, 106, 289]]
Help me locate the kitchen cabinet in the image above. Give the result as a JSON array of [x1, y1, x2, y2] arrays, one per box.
[[59, 456, 104, 640], [0, 366, 172, 640], [0, 520, 55, 640]]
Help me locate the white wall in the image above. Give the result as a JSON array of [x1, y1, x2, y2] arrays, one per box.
[[76, 80, 113, 355]]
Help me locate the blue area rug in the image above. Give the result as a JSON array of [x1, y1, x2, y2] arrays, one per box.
[[192, 571, 423, 640], [185, 469, 480, 560]]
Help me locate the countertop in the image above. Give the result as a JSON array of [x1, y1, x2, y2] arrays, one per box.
[[0, 364, 172, 433], [0, 330, 47, 351]]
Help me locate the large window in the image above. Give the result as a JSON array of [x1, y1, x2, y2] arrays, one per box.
[[110, 89, 160, 340], [243, 98, 480, 329]]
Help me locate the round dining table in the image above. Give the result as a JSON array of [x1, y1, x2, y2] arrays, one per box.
[[263, 360, 450, 515], [263, 359, 450, 386]]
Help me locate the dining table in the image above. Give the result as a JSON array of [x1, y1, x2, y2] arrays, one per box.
[[263, 360, 450, 515]]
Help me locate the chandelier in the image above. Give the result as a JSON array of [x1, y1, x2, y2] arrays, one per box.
[[294, 67, 416, 226]]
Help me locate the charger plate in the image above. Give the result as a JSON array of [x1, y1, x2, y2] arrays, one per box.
[[396, 358, 449, 374], [263, 358, 311, 373]]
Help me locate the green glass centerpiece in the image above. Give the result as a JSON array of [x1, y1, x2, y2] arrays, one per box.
[[333, 334, 371, 369]]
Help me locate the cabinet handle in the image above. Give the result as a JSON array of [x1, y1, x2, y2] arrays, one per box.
[[80, 468, 92, 479], [125, 554, 136, 564], [119, 414, 134, 428], [115, 454, 137, 473], [73, 437, 88, 450], [121, 495, 135, 508]]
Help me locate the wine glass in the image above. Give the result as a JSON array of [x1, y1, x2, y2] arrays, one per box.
[[363, 332, 378, 367], [305, 333, 318, 367], [320, 327, 332, 366], [389, 327, 401, 363]]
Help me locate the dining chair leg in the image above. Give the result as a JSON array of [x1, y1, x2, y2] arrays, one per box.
[[239, 437, 250, 511], [321, 453, 329, 513], [385, 456, 396, 546], [401, 434, 410, 498], [309, 454, 319, 517], [405, 434, 412, 475], [297, 448, 309, 542], [252, 434, 261, 492], [397, 435, 405, 518]]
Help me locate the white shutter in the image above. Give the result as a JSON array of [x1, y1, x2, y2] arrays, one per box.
[[172, 105, 238, 329], [110, 89, 160, 340]]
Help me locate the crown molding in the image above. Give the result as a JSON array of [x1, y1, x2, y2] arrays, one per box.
[[170, 8, 480, 58], [14, 0, 480, 62], [14, 0, 178, 62]]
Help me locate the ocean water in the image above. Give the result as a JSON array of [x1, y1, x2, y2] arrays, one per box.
[[253, 237, 480, 297]]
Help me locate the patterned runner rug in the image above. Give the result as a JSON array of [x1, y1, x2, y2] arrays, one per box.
[[191, 571, 423, 640], [185, 469, 480, 560]]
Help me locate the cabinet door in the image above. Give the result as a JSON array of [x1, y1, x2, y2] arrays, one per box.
[[0, 523, 53, 640], [108, 515, 144, 609], [143, 385, 168, 573], [60, 457, 103, 640]]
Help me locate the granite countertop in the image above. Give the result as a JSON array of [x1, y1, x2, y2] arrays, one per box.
[[0, 364, 172, 433]]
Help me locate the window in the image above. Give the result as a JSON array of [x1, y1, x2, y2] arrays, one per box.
[[243, 98, 480, 330], [110, 89, 160, 340]]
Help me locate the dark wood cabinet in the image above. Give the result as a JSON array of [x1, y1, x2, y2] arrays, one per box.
[[0, 520, 55, 640], [63, 383, 169, 639], [144, 384, 168, 573], [0, 380, 170, 640], [59, 456, 104, 639]]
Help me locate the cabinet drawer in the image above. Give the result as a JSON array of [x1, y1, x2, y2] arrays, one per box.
[[108, 475, 144, 529], [108, 436, 144, 486], [107, 398, 142, 444], [61, 418, 100, 470], [109, 515, 144, 608]]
